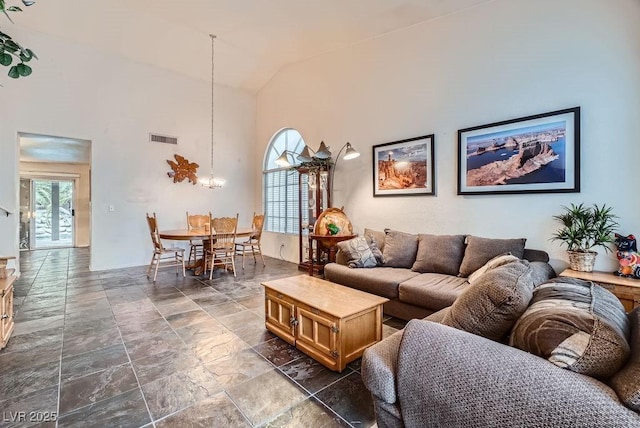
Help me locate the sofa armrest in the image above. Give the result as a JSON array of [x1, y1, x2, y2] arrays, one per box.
[[361, 329, 404, 404], [396, 320, 640, 427], [528, 260, 556, 286]]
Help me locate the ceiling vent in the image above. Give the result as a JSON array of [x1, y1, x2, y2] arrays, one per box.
[[149, 133, 178, 145]]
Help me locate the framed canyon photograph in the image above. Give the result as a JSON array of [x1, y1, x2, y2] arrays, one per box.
[[457, 107, 580, 195], [373, 134, 435, 197]]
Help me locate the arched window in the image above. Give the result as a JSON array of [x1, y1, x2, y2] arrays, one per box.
[[263, 128, 308, 234]]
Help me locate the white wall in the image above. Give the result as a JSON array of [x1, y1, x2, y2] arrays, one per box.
[[0, 28, 257, 271], [256, 0, 640, 273]]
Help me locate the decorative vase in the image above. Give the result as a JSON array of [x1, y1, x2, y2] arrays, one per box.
[[567, 250, 597, 272]]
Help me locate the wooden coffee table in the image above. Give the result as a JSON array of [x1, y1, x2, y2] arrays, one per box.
[[261, 275, 388, 372]]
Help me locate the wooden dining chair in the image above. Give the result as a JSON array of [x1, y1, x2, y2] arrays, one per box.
[[186, 212, 211, 265], [204, 213, 238, 280], [146, 212, 186, 282], [235, 212, 266, 269]]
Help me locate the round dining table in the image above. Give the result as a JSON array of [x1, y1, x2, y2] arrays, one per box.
[[159, 227, 254, 274], [159, 227, 253, 241]]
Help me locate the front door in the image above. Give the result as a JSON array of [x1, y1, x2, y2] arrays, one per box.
[[28, 179, 75, 249]]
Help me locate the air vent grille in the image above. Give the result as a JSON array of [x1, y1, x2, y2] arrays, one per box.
[[149, 133, 178, 145]]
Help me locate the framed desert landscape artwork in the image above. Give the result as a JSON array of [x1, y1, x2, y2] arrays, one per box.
[[373, 134, 435, 197], [457, 107, 580, 195]]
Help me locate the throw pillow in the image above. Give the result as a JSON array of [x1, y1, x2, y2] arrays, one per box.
[[467, 253, 519, 284], [411, 234, 466, 276], [609, 307, 640, 411], [510, 277, 630, 379], [366, 235, 385, 265], [441, 258, 533, 341], [336, 236, 378, 268], [458, 236, 526, 277], [381, 229, 419, 269]]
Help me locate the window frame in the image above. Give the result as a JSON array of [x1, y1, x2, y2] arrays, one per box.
[[263, 128, 308, 234]]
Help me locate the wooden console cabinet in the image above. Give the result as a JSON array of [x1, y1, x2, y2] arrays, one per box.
[[560, 269, 640, 312], [262, 275, 388, 372], [1, 268, 16, 349]]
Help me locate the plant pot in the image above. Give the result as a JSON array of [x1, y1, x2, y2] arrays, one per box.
[[567, 250, 598, 272]]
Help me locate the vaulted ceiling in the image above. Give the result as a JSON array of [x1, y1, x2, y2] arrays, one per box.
[[16, 0, 491, 93]]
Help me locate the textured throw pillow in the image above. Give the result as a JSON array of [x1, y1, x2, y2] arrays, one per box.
[[458, 236, 526, 277], [609, 307, 640, 411], [382, 229, 419, 269], [336, 236, 378, 268], [411, 234, 466, 276], [366, 235, 385, 265], [441, 259, 533, 341], [510, 277, 630, 379], [467, 253, 519, 284]]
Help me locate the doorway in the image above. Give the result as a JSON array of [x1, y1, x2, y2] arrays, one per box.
[[20, 178, 76, 250], [19, 132, 92, 252]]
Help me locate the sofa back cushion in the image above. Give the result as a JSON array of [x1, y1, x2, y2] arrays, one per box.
[[441, 259, 534, 341], [458, 236, 526, 277], [411, 234, 466, 276], [510, 277, 630, 379], [382, 229, 419, 269], [609, 307, 640, 411], [337, 236, 378, 268]]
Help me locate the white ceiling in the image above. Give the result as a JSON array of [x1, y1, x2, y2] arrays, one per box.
[[17, 0, 492, 93]]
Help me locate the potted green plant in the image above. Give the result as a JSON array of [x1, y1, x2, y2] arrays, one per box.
[[551, 203, 619, 272]]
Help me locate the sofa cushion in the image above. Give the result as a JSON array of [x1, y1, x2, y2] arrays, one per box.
[[337, 236, 378, 268], [510, 277, 630, 379], [467, 253, 519, 284], [441, 259, 533, 341], [323, 263, 418, 299], [458, 236, 526, 277], [382, 229, 419, 269], [411, 234, 466, 276], [398, 273, 469, 312], [365, 228, 387, 253], [609, 307, 640, 411]]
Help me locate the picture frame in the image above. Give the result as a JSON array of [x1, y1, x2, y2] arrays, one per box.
[[457, 107, 580, 195], [373, 134, 435, 197]]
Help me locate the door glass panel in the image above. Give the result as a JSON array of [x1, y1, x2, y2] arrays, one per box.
[[34, 179, 74, 248], [19, 179, 31, 251]]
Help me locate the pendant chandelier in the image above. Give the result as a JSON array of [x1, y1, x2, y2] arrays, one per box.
[[199, 34, 226, 189]]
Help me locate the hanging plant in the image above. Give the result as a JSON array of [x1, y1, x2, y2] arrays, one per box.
[[0, 0, 37, 81]]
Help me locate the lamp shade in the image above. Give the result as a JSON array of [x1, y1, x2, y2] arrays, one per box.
[[274, 152, 291, 167], [297, 146, 313, 163], [314, 141, 332, 159], [343, 143, 360, 160]]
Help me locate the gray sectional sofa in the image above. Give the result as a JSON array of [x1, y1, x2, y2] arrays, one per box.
[[324, 228, 556, 320], [360, 270, 640, 427]]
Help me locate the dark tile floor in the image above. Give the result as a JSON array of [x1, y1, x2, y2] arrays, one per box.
[[0, 248, 405, 427]]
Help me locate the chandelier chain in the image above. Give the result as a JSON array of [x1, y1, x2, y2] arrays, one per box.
[[210, 34, 215, 177]]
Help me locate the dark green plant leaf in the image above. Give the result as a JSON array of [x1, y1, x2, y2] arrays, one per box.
[[16, 62, 30, 76], [0, 52, 11, 66], [8, 64, 19, 78], [2, 9, 15, 23], [7, 6, 22, 12], [26, 47, 36, 59]]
